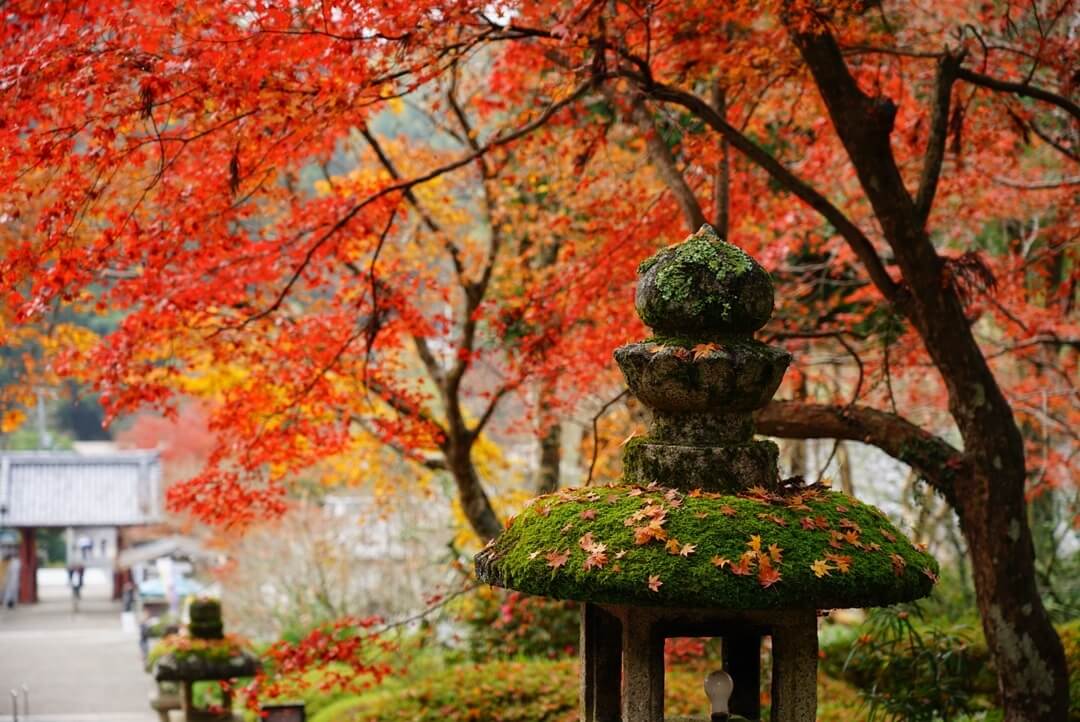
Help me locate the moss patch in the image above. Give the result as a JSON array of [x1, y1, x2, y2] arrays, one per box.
[[477, 483, 937, 610], [635, 226, 773, 334]]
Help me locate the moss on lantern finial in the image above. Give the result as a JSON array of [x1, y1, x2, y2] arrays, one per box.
[[635, 225, 774, 336]]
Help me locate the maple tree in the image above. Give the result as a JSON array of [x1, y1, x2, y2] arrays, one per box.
[[0, 1, 1077, 718]]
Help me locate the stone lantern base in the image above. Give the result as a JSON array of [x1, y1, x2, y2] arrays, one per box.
[[581, 604, 817, 722]]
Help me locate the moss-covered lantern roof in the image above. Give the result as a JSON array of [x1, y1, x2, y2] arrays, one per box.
[[475, 482, 937, 609], [476, 224, 937, 611]]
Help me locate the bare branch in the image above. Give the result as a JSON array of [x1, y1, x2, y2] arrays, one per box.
[[991, 175, 1080, 189], [915, 51, 964, 225], [586, 390, 629, 485], [634, 76, 902, 304], [755, 401, 965, 506], [469, 385, 515, 441], [956, 66, 1080, 123], [629, 94, 707, 231]]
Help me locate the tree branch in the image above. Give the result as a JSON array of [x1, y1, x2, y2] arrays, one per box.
[[629, 94, 707, 231], [915, 50, 964, 226], [956, 66, 1080, 124], [633, 76, 902, 304], [469, 384, 514, 442], [755, 401, 965, 506]]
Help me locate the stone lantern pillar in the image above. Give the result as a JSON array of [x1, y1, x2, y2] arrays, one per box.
[[476, 225, 938, 721]]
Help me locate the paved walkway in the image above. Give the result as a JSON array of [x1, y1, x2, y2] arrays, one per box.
[[0, 570, 156, 722]]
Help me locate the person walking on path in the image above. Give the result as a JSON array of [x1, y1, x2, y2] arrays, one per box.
[[67, 564, 84, 612]]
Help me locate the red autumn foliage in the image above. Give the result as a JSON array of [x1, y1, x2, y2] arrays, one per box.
[[1, 1, 1076, 716]]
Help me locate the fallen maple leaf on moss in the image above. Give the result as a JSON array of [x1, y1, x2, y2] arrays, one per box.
[[730, 559, 754, 576], [648, 575, 662, 592], [679, 542, 696, 557], [583, 550, 608, 571], [759, 564, 782, 589], [691, 342, 719, 361], [546, 550, 570, 570], [810, 559, 832, 578]]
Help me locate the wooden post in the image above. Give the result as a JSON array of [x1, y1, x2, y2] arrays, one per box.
[[723, 632, 762, 719], [112, 528, 125, 601], [18, 527, 37, 604], [770, 614, 818, 722], [621, 608, 665, 722], [580, 603, 622, 722]]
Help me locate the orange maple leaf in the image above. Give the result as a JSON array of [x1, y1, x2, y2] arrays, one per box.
[[546, 550, 570, 570], [810, 559, 832, 578], [580, 508, 597, 520], [747, 534, 762, 552], [759, 564, 782, 588], [691, 342, 719, 361], [679, 542, 696, 557], [583, 550, 608, 571], [648, 575, 662, 592], [730, 558, 754, 576], [711, 555, 731, 569], [825, 552, 852, 573]]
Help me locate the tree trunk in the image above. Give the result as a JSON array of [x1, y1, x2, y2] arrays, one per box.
[[447, 442, 502, 541], [536, 421, 561, 495], [789, 25, 1068, 719]]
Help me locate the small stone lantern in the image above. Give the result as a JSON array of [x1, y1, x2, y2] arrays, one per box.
[[476, 225, 938, 721], [152, 598, 259, 722]]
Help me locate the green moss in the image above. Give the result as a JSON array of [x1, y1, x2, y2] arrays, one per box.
[[147, 634, 249, 669], [477, 484, 937, 610], [640, 226, 754, 304]]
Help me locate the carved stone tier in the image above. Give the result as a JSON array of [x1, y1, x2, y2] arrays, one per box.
[[614, 225, 790, 495]]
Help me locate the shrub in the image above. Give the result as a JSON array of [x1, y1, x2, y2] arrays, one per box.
[[822, 607, 1080, 720], [312, 659, 578, 722], [148, 633, 251, 669], [309, 657, 863, 722], [459, 588, 579, 660]]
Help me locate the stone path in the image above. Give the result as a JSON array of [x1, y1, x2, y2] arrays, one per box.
[[0, 569, 156, 722]]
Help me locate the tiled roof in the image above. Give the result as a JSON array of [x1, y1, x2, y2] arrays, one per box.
[[0, 451, 163, 527]]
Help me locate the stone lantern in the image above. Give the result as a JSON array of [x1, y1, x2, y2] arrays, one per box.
[[152, 598, 259, 722], [476, 226, 938, 721]]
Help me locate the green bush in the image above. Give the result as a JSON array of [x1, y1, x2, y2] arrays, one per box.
[[459, 588, 579, 660], [311, 659, 578, 722], [308, 657, 863, 722], [821, 607, 1080, 721]]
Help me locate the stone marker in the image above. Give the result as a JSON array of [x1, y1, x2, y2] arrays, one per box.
[[476, 225, 938, 721], [152, 598, 258, 722]]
